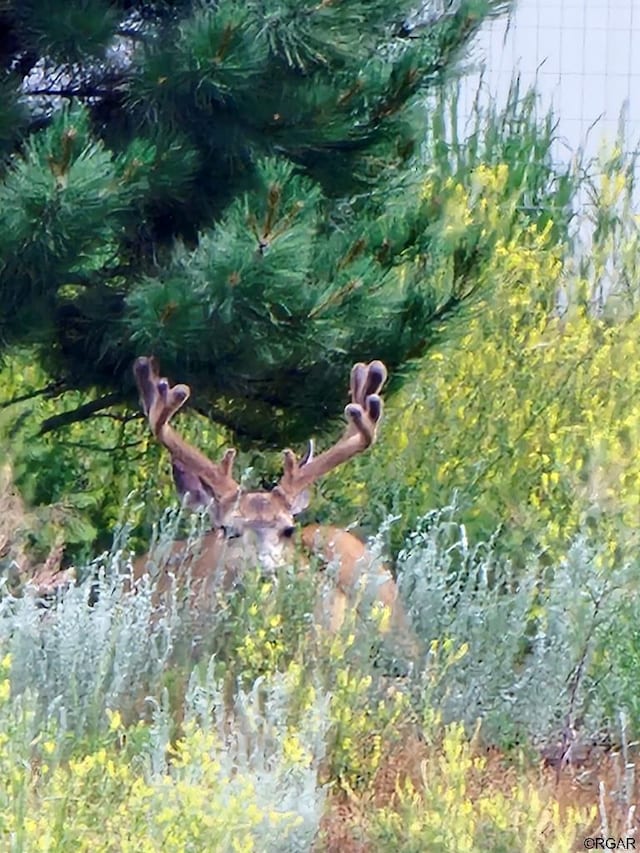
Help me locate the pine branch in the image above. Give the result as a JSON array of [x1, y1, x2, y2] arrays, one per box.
[[59, 438, 141, 453], [24, 85, 124, 99], [38, 392, 123, 435], [1, 380, 67, 409]]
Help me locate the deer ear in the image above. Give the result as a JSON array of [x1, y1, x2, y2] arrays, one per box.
[[290, 489, 310, 516]]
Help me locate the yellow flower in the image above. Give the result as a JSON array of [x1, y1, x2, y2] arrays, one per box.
[[107, 709, 122, 732], [0, 679, 9, 703]]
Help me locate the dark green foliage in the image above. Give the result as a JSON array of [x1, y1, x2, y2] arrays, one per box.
[[0, 0, 519, 444]]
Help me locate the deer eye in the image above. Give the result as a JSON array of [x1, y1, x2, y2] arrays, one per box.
[[222, 524, 242, 540], [281, 525, 296, 539]]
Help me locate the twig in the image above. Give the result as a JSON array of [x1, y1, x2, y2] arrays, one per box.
[[555, 592, 604, 782]]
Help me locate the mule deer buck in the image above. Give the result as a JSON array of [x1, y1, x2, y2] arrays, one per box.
[[132, 356, 406, 636]]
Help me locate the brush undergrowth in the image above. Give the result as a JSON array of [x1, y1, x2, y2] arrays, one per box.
[[0, 504, 637, 851]]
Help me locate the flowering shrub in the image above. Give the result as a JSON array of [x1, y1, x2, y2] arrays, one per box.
[[325, 664, 411, 791], [397, 507, 640, 743], [335, 148, 640, 563], [369, 722, 594, 853], [0, 502, 637, 848], [0, 652, 327, 852]]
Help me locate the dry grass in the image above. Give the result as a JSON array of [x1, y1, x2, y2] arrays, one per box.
[[0, 462, 31, 582], [318, 734, 639, 852], [0, 462, 70, 594]]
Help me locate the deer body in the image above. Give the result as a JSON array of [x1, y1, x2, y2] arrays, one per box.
[[133, 356, 406, 635], [131, 521, 402, 634]]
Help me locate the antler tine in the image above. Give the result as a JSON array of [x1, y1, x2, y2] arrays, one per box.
[[133, 357, 240, 508], [134, 356, 190, 436], [277, 360, 387, 506]]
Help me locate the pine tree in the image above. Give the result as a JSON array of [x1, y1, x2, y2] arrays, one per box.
[[0, 0, 516, 443]]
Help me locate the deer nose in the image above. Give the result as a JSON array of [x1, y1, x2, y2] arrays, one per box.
[[243, 528, 280, 577], [258, 556, 278, 579]]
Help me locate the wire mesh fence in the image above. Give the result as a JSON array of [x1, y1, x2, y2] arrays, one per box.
[[465, 0, 640, 175]]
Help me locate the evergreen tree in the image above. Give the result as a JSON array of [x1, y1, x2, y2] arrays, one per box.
[[0, 0, 515, 443]]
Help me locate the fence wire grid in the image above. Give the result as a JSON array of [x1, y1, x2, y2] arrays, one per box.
[[466, 0, 640, 176]]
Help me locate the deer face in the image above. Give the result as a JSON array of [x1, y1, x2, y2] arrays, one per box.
[[133, 355, 386, 579], [215, 489, 305, 576]]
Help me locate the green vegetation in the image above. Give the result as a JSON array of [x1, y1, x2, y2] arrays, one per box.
[[0, 512, 636, 850], [0, 0, 513, 444]]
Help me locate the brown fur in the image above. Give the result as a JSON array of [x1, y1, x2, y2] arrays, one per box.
[[131, 521, 409, 638]]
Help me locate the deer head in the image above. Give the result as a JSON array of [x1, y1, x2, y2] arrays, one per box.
[[133, 356, 387, 575]]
